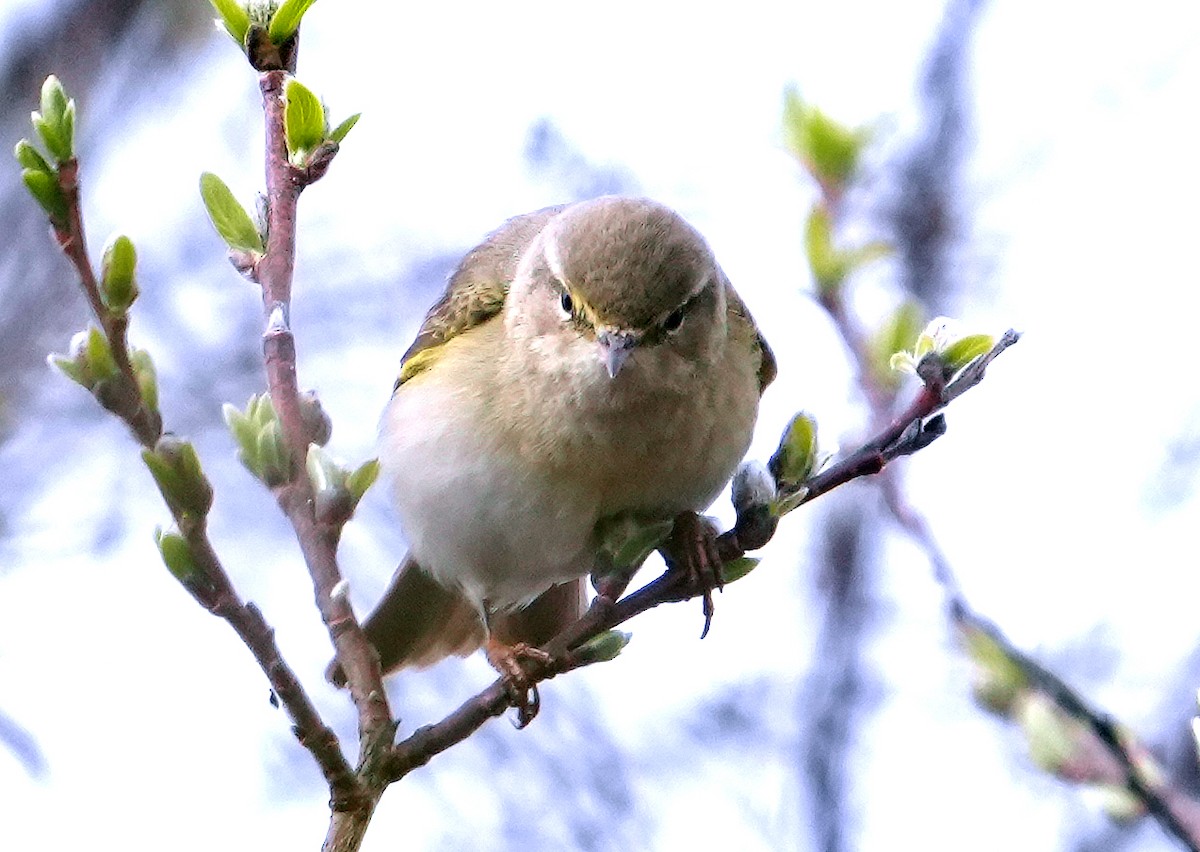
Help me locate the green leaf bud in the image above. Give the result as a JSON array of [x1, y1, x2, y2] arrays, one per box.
[[33, 76, 75, 162], [575, 630, 632, 666], [199, 172, 264, 254], [595, 514, 674, 571], [942, 333, 996, 375], [284, 78, 327, 165], [268, 0, 318, 44], [209, 0, 251, 44], [84, 327, 119, 381], [100, 234, 139, 313], [14, 139, 51, 173], [21, 167, 68, 225], [782, 85, 864, 190], [768, 412, 820, 490], [129, 348, 158, 413], [719, 556, 760, 585], [143, 435, 214, 518], [346, 458, 380, 503], [329, 112, 360, 144], [155, 527, 201, 583]]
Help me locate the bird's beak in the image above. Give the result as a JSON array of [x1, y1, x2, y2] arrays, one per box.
[[597, 330, 637, 378]]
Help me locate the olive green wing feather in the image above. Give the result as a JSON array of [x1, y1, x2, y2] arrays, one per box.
[[395, 205, 567, 388], [725, 278, 776, 393]]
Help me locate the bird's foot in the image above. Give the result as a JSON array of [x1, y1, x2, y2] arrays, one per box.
[[485, 638, 553, 728], [661, 511, 724, 639]]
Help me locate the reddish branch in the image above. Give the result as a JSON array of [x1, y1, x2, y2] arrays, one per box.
[[814, 229, 1200, 850], [48, 155, 357, 803], [381, 331, 1019, 781], [252, 70, 395, 848]]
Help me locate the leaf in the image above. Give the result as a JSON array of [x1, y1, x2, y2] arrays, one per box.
[[720, 556, 760, 585], [14, 139, 51, 173], [575, 630, 632, 665], [769, 412, 819, 488], [84, 327, 119, 380], [804, 203, 843, 293], [21, 168, 68, 224], [155, 528, 201, 583], [284, 78, 327, 163], [100, 234, 139, 312], [130, 348, 158, 412], [942, 333, 996, 374], [209, 0, 251, 44], [782, 85, 863, 188], [346, 458, 380, 502], [268, 0, 319, 44], [199, 172, 264, 254], [329, 112, 360, 144]]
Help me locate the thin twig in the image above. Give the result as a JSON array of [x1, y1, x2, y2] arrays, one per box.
[[815, 230, 1200, 850], [382, 341, 1016, 779], [45, 149, 359, 801]]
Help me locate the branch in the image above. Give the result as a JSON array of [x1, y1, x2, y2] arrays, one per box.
[[247, 72, 394, 845], [382, 333, 1017, 779], [813, 228, 1200, 850], [37, 149, 359, 804]]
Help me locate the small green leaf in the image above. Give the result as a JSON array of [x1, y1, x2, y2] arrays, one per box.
[[14, 139, 51, 173], [60, 101, 75, 157], [768, 412, 819, 489], [329, 112, 360, 144], [21, 167, 68, 224], [268, 0, 318, 44], [804, 203, 843, 294], [40, 76, 68, 128], [199, 172, 264, 254], [720, 556, 760, 584], [256, 419, 289, 486], [942, 333, 996, 375], [48, 352, 89, 387], [575, 630, 632, 665], [284, 78, 327, 164], [84, 327, 119, 381], [346, 458, 380, 502], [209, 0, 251, 44], [155, 528, 201, 582], [144, 436, 214, 518], [222, 402, 254, 458], [34, 76, 74, 162], [960, 622, 1028, 716], [143, 449, 188, 512], [100, 234, 139, 313], [130, 348, 158, 412], [782, 85, 864, 190], [595, 515, 674, 570]]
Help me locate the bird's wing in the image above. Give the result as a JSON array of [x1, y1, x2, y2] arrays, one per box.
[[395, 205, 566, 388], [725, 280, 777, 393]]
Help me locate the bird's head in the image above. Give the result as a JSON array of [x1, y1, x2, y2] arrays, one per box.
[[507, 196, 726, 382]]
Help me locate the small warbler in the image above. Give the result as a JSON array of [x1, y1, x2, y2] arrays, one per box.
[[343, 196, 775, 682]]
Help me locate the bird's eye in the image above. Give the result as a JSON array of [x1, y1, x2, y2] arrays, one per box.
[[662, 307, 685, 333], [559, 290, 574, 318]]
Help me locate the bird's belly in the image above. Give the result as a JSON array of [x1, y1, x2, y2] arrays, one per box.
[[380, 375, 597, 611], [379, 331, 760, 611]]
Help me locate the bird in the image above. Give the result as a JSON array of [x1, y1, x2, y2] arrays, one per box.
[[337, 196, 775, 696]]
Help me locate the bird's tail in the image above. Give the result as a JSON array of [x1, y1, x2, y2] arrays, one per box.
[[327, 556, 483, 686], [327, 557, 587, 685]]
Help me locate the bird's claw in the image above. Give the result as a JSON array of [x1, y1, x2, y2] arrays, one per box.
[[486, 639, 553, 728], [662, 511, 724, 638]]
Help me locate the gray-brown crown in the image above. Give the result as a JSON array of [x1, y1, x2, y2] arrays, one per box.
[[546, 197, 716, 330]]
